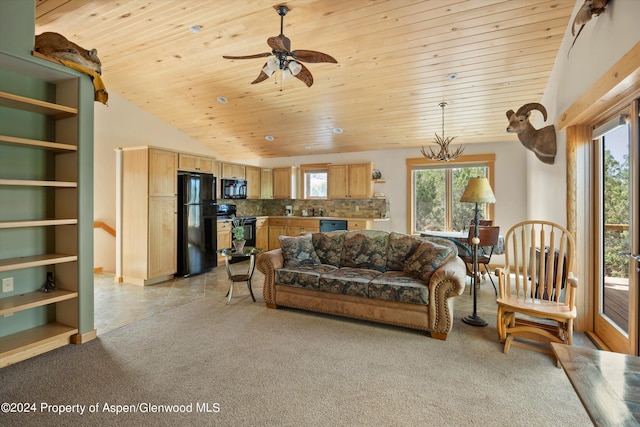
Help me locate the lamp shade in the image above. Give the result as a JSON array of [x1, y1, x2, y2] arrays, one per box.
[[460, 177, 496, 204]]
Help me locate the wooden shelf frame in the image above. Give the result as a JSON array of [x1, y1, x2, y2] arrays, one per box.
[[0, 323, 78, 368], [0, 254, 78, 272], [0, 90, 77, 119], [0, 219, 77, 228], [0, 289, 78, 316], [0, 179, 77, 187], [0, 134, 77, 152]]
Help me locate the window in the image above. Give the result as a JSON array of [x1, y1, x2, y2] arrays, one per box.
[[300, 164, 328, 199], [406, 154, 495, 234]]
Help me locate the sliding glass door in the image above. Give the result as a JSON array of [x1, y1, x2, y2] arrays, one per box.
[[593, 101, 639, 355]]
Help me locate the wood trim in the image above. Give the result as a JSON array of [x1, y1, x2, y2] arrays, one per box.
[[70, 328, 97, 344], [406, 154, 497, 234], [93, 221, 116, 237], [558, 41, 640, 130]]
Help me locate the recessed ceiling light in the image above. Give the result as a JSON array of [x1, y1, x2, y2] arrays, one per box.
[[190, 25, 202, 33], [332, 127, 343, 134], [305, 145, 312, 149], [216, 96, 228, 104], [447, 73, 458, 80], [265, 135, 274, 141]]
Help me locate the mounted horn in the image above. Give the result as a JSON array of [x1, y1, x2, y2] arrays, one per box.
[[515, 103, 548, 121]]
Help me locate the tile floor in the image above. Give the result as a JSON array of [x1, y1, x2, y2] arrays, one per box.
[[93, 263, 595, 349]]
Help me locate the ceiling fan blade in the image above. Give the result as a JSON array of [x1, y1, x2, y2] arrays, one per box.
[[223, 53, 272, 60], [267, 35, 291, 52], [294, 63, 313, 87], [291, 50, 337, 63], [251, 66, 271, 84]]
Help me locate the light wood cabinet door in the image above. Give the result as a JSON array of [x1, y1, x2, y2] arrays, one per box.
[[178, 154, 215, 173], [268, 225, 287, 250], [327, 163, 373, 199], [256, 219, 269, 250], [273, 167, 296, 199], [347, 163, 373, 199], [222, 163, 245, 179], [328, 164, 348, 198], [149, 149, 177, 197], [217, 220, 232, 265], [261, 168, 273, 199], [148, 196, 177, 277], [245, 166, 261, 199]]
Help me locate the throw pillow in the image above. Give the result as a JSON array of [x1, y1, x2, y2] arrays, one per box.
[[340, 230, 389, 272], [279, 234, 321, 267], [312, 231, 346, 266], [403, 241, 455, 283], [386, 232, 422, 271]]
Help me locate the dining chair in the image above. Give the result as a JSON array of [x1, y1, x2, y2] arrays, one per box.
[[460, 225, 500, 295], [495, 220, 577, 358]]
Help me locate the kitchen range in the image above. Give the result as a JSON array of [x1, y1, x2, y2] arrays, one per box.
[[217, 204, 257, 262]]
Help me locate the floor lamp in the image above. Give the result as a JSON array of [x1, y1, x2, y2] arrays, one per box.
[[460, 177, 496, 327]]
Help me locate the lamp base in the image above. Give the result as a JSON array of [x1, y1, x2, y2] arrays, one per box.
[[462, 314, 488, 327]]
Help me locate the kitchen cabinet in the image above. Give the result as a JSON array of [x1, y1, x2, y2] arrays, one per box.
[[267, 218, 319, 250], [222, 162, 245, 179], [256, 218, 269, 250], [328, 163, 373, 199], [273, 167, 297, 199], [348, 220, 373, 230], [217, 220, 232, 265], [245, 166, 261, 199], [121, 147, 178, 285], [261, 168, 273, 199], [178, 153, 215, 173], [0, 51, 95, 367]]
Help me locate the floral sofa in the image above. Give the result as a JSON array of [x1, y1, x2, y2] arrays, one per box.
[[257, 230, 467, 340]]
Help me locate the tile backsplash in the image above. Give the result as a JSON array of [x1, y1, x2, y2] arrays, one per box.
[[231, 198, 389, 219]]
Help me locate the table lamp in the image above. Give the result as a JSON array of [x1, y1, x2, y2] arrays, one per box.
[[460, 177, 496, 327]]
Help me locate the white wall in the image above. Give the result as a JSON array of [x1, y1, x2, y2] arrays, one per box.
[[93, 92, 220, 272], [537, 0, 640, 224]]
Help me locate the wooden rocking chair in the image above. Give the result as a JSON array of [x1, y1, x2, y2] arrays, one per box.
[[496, 221, 578, 357]]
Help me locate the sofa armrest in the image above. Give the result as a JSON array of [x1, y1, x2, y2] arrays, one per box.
[[427, 256, 467, 337], [256, 249, 284, 306]]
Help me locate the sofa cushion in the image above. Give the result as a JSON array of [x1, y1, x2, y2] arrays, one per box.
[[422, 236, 459, 258], [275, 264, 338, 290], [386, 232, 422, 271], [279, 234, 321, 267], [340, 230, 389, 272], [369, 271, 429, 304], [312, 231, 346, 267], [318, 267, 382, 298], [403, 241, 455, 283]]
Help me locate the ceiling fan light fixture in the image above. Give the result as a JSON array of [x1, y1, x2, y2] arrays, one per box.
[[289, 60, 302, 75], [282, 68, 294, 80], [263, 58, 280, 76]]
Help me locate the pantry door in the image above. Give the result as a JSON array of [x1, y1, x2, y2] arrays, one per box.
[[592, 100, 640, 355]]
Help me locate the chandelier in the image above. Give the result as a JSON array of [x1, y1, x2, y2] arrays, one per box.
[[420, 102, 464, 161]]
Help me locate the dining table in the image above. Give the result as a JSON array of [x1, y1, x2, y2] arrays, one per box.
[[420, 229, 505, 256]]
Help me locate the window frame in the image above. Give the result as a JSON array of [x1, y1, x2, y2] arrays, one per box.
[[299, 163, 329, 200], [406, 154, 496, 234]]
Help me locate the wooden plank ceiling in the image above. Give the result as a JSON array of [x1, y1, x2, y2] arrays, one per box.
[[35, 0, 577, 161]]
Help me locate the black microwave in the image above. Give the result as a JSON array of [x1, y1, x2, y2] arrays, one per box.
[[221, 178, 247, 199]]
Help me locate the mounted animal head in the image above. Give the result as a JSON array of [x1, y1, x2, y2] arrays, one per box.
[[505, 103, 557, 165], [35, 32, 102, 75], [568, 0, 609, 56]]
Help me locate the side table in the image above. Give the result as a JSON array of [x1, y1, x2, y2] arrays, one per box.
[[218, 247, 262, 304]]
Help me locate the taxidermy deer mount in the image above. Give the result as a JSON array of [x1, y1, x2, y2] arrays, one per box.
[[505, 103, 557, 165], [568, 0, 610, 56]]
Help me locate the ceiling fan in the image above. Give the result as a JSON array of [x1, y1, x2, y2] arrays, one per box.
[[223, 5, 337, 87]]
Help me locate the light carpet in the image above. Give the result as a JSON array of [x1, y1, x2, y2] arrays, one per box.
[[1, 287, 592, 426]]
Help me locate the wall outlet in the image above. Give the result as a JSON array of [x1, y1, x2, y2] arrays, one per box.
[[2, 277, 14, 293]]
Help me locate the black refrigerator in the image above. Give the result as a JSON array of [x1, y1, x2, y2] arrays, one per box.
[[176, 172, 217, 276]]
